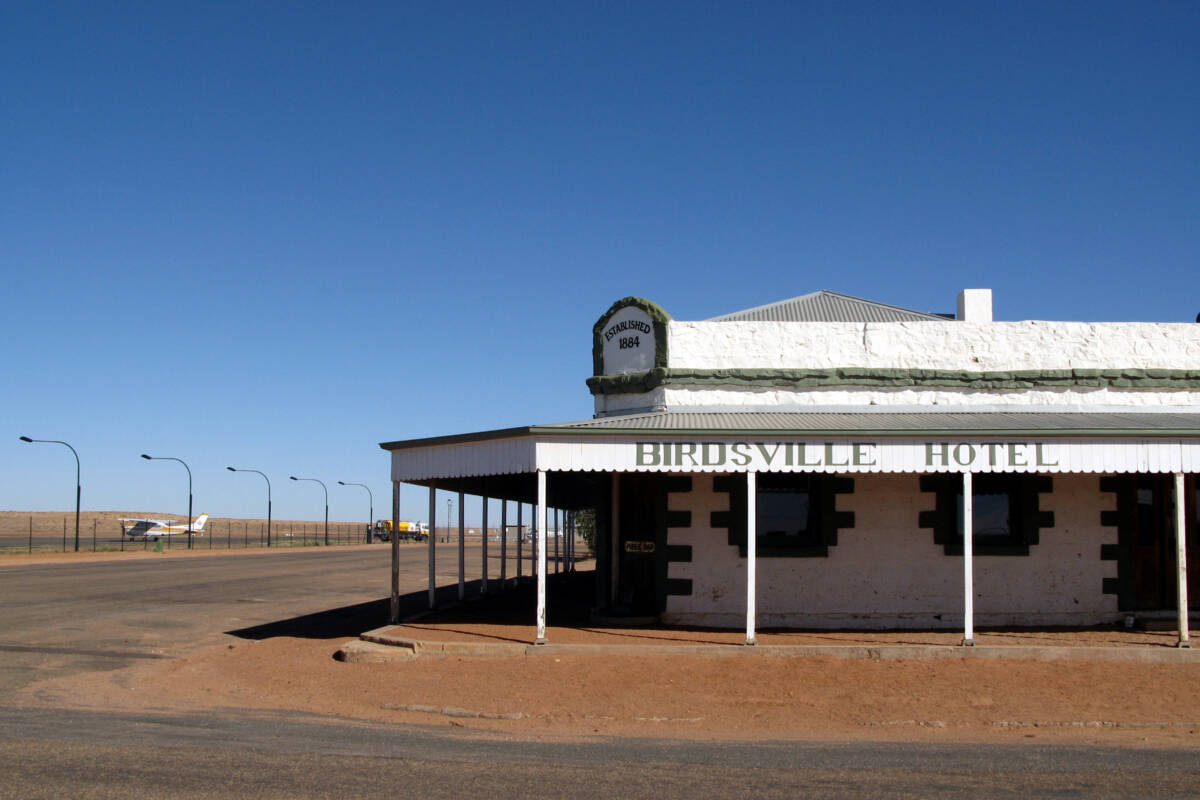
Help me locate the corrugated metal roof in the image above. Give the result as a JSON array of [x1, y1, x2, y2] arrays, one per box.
[[541, 410, 1200, 436], [382, 410, 1200, 450], [707, 290, 951, 323]]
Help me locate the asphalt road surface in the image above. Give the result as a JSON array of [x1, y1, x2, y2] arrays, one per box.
[[3, 547, 1199, 798]]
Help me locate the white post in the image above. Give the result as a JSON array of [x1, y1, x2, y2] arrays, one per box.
[[500, 500, 508, 586], [746, 471, 757, 646], [962, 472, 975, 646], [1175, 473, 1191, 648], [390, 480, 401, 623], [554, 507, 560, 574], [481, 495, 489, 595], [517, 502, 524, 581], [427, 485, 437, 610], [536, 470, 548, 644], [457, 489, 466, 601], [611, 474, 620, 604]]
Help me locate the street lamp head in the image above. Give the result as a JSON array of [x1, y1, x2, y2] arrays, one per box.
[[227, 467, 237, 472], [289, 476, 298, 481], [141, 454, 152, 460], [19, 436, 33, 442], [337, 481, 346, 485]]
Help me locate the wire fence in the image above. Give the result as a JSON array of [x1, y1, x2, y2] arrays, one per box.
[[0, 517, 598, 560], [0, 517, 376, 554]]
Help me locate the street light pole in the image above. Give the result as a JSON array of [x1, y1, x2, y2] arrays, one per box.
[[338, 482, 373, 544], [141, 454, 193, 549], [228, 467, 272, 547], [20, 436, 80, 552], [290, 476, 328, 545], [446, 497, 452, 543]]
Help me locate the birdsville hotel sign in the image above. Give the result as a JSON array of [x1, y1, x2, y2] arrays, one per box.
[[383, 289, 1200, 646], [640, 440, 1066, 470]]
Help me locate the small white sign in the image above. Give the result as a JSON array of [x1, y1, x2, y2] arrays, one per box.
[[600, 306, 655, 375]]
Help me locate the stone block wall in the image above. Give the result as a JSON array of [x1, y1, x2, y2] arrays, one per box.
[[661, 473, 1120, 629]]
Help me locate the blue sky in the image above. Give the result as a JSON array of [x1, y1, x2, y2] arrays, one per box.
[[4, 2, 1198, 523]]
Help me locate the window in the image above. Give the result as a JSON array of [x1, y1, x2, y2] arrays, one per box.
[[955, 478, 1017, 548], [919, 474, 1053, 556], [1193, 482, 1198, 529], [757, 473, 822, 552], [712, 474, 854, 558]]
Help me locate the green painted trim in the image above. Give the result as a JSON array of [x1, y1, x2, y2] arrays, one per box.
[[592, 297, 672, 377], [712, 474, 853, 559], [665, 578, 693, 596], [587, 367, 1200, 396], [919, 474, 1052, 557], [1100, 476, 1136, 610]]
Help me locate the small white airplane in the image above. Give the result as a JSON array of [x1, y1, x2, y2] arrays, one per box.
[[120, 513, 210, 540]]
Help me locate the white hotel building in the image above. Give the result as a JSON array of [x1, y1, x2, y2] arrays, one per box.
[[381, 290, 1200, 645]]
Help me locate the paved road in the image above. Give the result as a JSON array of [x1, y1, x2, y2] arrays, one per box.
[[3, 549, 1199, 798], [2, 705, 1198, 799], [0, 544, 496, 694]]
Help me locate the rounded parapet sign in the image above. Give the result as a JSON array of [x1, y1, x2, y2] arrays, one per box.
[[592, 297, 672, 377]]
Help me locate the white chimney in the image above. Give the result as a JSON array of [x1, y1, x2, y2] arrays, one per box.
[[957, 289, 993, 322]]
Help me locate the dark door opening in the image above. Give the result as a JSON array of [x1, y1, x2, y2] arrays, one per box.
[[1128, 475, 1198, 611], [615, 474, 661, 616]]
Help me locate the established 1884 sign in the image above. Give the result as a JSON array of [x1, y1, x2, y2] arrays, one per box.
[[601, 305, 654, 374], [592, 297, 670, 376]]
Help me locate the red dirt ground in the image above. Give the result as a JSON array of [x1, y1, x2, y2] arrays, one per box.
[[18, 561, 1200, 749]]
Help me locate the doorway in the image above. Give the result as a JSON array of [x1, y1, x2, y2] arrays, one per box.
[[614, 473, 663, 616], [1118, 474, 1198, 611]]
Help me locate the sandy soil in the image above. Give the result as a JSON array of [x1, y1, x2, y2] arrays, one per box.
[[10, 544, 1198, 748], [22, 623, 1200, 748]]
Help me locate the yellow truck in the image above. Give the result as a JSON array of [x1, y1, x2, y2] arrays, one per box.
[[372, 520, 429, 542]]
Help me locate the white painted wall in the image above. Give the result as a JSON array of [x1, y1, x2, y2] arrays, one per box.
[[657, 386, 1200, 410], [668, 320, 1200, 372], [662, 473, 1120, 629], [593, 318, 1200, 416]]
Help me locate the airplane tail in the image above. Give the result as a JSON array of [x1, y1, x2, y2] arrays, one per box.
[[192, 513, 209, 532]]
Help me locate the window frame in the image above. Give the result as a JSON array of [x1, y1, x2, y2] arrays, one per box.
[[919, 474, 1053, 557], [712, 473, 854, 558], [755, 473, 824, 555]]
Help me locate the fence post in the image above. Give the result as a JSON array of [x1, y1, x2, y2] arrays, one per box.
[[92, 519, 96, 552], [28, 517, 32, 553], [244, 522, 248, 548]]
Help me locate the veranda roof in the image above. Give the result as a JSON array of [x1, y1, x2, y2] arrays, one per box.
[[381, 410, 1200, 494]]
